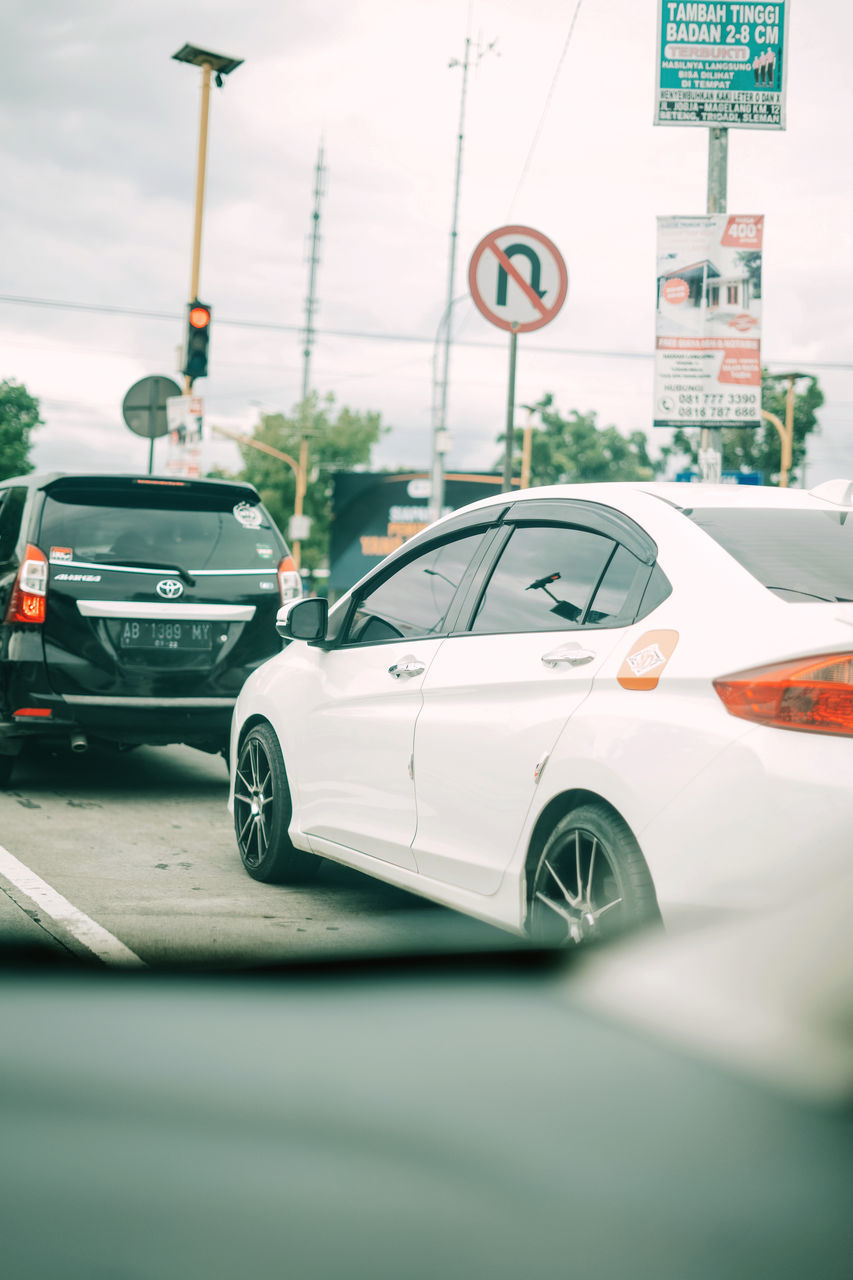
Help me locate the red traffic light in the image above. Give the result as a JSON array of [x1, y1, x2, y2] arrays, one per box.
[[188, 305, 211, 329], [184, 300, 212, 380]]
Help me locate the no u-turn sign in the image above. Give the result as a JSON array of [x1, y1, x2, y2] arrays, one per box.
[[468, 224, 568, 332]]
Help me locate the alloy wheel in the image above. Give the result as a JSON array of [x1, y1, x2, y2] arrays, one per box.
[[533, 826, 624, 945], [234, 736, 275, 870]]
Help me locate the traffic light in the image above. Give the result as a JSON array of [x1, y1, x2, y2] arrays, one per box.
[[183, 300, 212, 380]]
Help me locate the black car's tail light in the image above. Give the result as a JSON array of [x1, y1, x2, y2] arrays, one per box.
[[5, 544, 48, 625], [714, 652, 853, 737], [277, 555, 302, 604]]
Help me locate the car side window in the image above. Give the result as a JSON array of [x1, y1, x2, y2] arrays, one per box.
[[471, 524, 618, 634], [585, 543, 643, 624], [0, 488, 27, 564], [344, 532, 484, 645]]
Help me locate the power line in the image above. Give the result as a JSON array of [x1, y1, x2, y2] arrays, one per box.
[[1, 291, 852, 372], [508, 0, 585, 215]]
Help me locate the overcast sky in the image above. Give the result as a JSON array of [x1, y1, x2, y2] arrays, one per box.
[[2, 0, 851, 485]]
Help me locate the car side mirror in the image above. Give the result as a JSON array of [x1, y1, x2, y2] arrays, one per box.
[[276, 596, 328, 642]]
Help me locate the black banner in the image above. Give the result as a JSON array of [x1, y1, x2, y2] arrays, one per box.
[[329, 472, 504, 598]]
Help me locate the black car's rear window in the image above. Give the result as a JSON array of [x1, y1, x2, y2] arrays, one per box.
[[685, 508, 853, 603], [38, 482, 286, 572]]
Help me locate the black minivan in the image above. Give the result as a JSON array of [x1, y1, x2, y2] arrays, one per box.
[[0, 473, 300, 786]]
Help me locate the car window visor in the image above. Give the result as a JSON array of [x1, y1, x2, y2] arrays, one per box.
[[503, 500, 656, 565]]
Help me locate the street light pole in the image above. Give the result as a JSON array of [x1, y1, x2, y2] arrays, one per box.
[[187, 60, 212, 334], [502, 326, 519, 492], [432, 34, 497, 521], [762, 372, 815, 488], [172, 44, 243, 394], [431, 38, 471, 522], [430, 292, 467, 511], [212, 423, 310, 569]]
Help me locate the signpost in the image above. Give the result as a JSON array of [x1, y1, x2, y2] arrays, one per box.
[[653, 4, 791, 482], [121, 375, 182, 474], [655, 1, 789, 129], [468, 225, 568, 490]]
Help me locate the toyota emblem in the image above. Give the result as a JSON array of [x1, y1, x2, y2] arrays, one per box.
[[156, 579, 184, 600]]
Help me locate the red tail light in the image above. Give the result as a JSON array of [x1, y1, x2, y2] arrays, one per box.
[[277, 555, 302, 604], [714, 652, 853, 737], [5, 544, 48, 624]]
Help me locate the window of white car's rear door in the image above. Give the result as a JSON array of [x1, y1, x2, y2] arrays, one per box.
[[411, 518, 657, 894]]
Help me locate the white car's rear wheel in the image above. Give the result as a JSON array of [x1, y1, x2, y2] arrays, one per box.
[[234, 723, 319, 884], [529, 803, 658, 945]]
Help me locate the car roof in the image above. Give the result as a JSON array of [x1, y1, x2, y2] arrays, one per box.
[[443, 478, 853, 521]]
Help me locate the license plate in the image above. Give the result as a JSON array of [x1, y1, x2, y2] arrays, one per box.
[[119, 620, 213, 650]]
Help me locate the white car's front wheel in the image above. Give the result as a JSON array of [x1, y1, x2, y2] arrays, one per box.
[[234, 723, 319, 885]]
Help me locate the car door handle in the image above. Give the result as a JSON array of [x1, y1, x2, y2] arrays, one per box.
[[388, 656, 425, 679], [541, 644, 596, 668]]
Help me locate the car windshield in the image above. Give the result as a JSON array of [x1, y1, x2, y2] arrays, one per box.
[[685, 508, 853, 603], [4, 13, 853, 1267], [39, 487, 285, 572]]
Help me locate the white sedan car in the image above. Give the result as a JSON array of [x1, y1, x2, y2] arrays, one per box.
[[228, 480, 853, 942]]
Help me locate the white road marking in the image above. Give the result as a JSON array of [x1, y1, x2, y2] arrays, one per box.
[[0, 844, 145, 967]]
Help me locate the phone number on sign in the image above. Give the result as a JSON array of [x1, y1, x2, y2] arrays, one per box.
[[678, 393, 755, 406], [675, 406, 758, 419]]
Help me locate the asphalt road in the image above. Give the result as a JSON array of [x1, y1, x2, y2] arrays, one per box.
[[0, 741, 504, 967]]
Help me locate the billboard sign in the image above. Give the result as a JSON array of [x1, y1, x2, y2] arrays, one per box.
[[654, 214, 763, 429], [655, 2, 789, 129]]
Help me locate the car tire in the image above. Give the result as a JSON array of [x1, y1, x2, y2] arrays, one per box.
[[528, 802, 659, 946], [233, 723, 319, 884]]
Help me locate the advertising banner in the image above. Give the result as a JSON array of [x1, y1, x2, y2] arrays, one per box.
[[164, 396, 204, 477], [329, 472, 504, 598], [655, 2, 789, 129], [654, 214, 763, 429]]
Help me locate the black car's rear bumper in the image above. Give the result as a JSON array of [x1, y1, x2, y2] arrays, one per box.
[[0, 693, 235, 753]]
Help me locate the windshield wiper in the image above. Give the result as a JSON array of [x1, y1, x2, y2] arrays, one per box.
[[93, 558, 196, 587]]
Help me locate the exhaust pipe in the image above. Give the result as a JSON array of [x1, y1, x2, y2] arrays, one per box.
[[70, 734, 88, 754]]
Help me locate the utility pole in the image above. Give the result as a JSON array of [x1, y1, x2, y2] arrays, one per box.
[[698, 126, 728, 484], [291, 142, 327, 573], [302, 142, 326, 403]]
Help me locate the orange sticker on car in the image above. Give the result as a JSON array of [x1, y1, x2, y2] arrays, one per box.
[[617, 630, 679, 691]]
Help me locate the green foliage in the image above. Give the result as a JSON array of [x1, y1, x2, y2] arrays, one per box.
[[662, 370, 824, 484], [235, 393, 387, 571], [735, 249, 762, 299], [0, 379, 42, 481], [500, 395, 661, 486]]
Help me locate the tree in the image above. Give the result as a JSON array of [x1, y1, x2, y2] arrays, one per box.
[[500, 394, 661, 486], [0, 379, 42, 480], [236, 393, 387, 571], [662, 369, 824, 485], [736, 248, 762, 300]]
